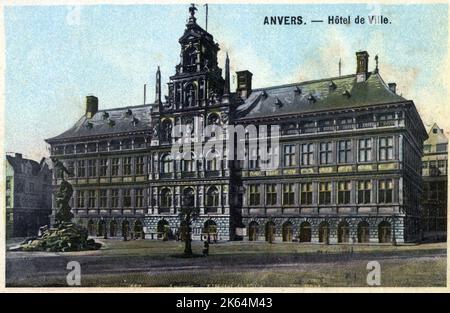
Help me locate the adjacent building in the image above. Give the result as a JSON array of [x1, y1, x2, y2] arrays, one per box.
[[421, 123, 448, 238], [5, 153, 52, 238], [45, 5, 428, 243]]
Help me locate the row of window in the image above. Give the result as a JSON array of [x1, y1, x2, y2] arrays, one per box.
[[65, 156, 146, 178], [277, 137, 394, 167], [53, 137, 147, 155], [159, 186, 220, 208], [75, 188, 145, 208], [247, 180, 394, 206]]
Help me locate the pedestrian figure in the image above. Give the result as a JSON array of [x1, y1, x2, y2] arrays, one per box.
[[202, 241, 210, 256]]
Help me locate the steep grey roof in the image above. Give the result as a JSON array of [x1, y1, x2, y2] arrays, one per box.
[[6, 155, 43, 175], [235, 72, 406, 120], [424, 123, 448, 146], [46, 105, 152, 142]]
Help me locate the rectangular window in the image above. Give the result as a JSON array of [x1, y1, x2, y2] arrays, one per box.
[[283, 145, 297, 167], [283, 183, 295, 205], [301, 143, 314, 165], [358, 138, 372, 162], [338, 140, 352, 163], [436, 143, 447, 152], [99, 159, 108, 176], [249, 147, 259, 169], [123, 189, 131, 207], [319, 142, 332, 164], [135, 156, 145, 175], [111, 189, 119, 208], [300, 183, 313, 205], [99, 190, 107, 208], [123, 157, 132, 175], [135, 188, 144, 207], [77, 160, 86, 177], [338, 181, 351, 204], [88, 159, 97, 177], [77, 191, 85, 208], [66, 161, 75, 177], [378, 179, 393, 203], [249, 184, 261, 206], [266, 184, 277, 205], [111, 158, 120, 176], [88, 190, 96, 208], [357, 180, 372, 204], [379, 137, 394, 161], [319, 182, 331, 205]]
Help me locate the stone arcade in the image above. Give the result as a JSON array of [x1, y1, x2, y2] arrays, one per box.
[[46, 5, 427, 244]]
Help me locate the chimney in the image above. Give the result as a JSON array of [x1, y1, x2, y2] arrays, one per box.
[[85, 95, 98, 119], [388, 83, 397, 94], [236, 70, 253, 99], [356, 51, 369, 83]]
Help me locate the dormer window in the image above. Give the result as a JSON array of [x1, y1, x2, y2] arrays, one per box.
[[274, 98, 282, 106], [86, 122, 93, 129], [108, 119, 115, 127], [342, 90, 351, 98], [261, 90, 268, 98], [102, 112, 109, 120], [132, 117, 139, 126], [294, 86, 302, 94], [125, 109, 132, 117]]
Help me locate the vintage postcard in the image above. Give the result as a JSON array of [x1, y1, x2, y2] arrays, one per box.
[[1, 0, 448, 294]]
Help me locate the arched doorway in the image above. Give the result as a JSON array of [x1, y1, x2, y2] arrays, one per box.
[[110, 220, 118, 237], [265, 221, 276, 243], [97, 220, 106, 237], [282, 221, 293, 242], [134, 220, 144, 239], [87, 219, 95, 236], [378, 221, 392, 243], [122, 220, 130, 238], [357, 221, 370, 243], [338, 221, 350, 243], [157, 219, 170, 240], [204, 220, 218, 242], [299, 222, 312, 242], [318, 221, 330, 243], [248, 221, 258, 241]]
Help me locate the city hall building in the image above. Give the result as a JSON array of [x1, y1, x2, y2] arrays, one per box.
[[46, 5, 427, 243]]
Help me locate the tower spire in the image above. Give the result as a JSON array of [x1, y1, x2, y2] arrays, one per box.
[[339, 58, 342, 77], [224, 52, 230, 95], [155, 66, 161, 104]]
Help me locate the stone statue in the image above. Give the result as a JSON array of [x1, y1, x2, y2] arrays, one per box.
[[51, 158, 74, 224]]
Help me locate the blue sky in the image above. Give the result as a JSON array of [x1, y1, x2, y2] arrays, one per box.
[[4, 3, 448, 160]]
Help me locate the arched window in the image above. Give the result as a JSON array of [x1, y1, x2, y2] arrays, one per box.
[[357, 221, 370, 243], [206, 150, 220, 171], [161, 154, 173, 174], [87, 219, 95, 236], [133, 220, 144, 239], [208, 113, 220, 125], [282, 221, 293, 242], [248, 221, 259, 241], [110, 220, 118, 237], [265, 221, 276, 242], [378, 221, 392, 243], [161, 120, 172, 143], [97, 220, 106, 237], [318, 221, 330, 243], [184, 83, 196, 107], [206, 186, 219, 207], [338, 221, 350, 243], [299, 221, 311, 242], [160, 188, 172, 208], [183, 188, 195, 207], [204, 220, 217, 235], [182, 152, 196, 172], [157, 219, 170, 240]]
